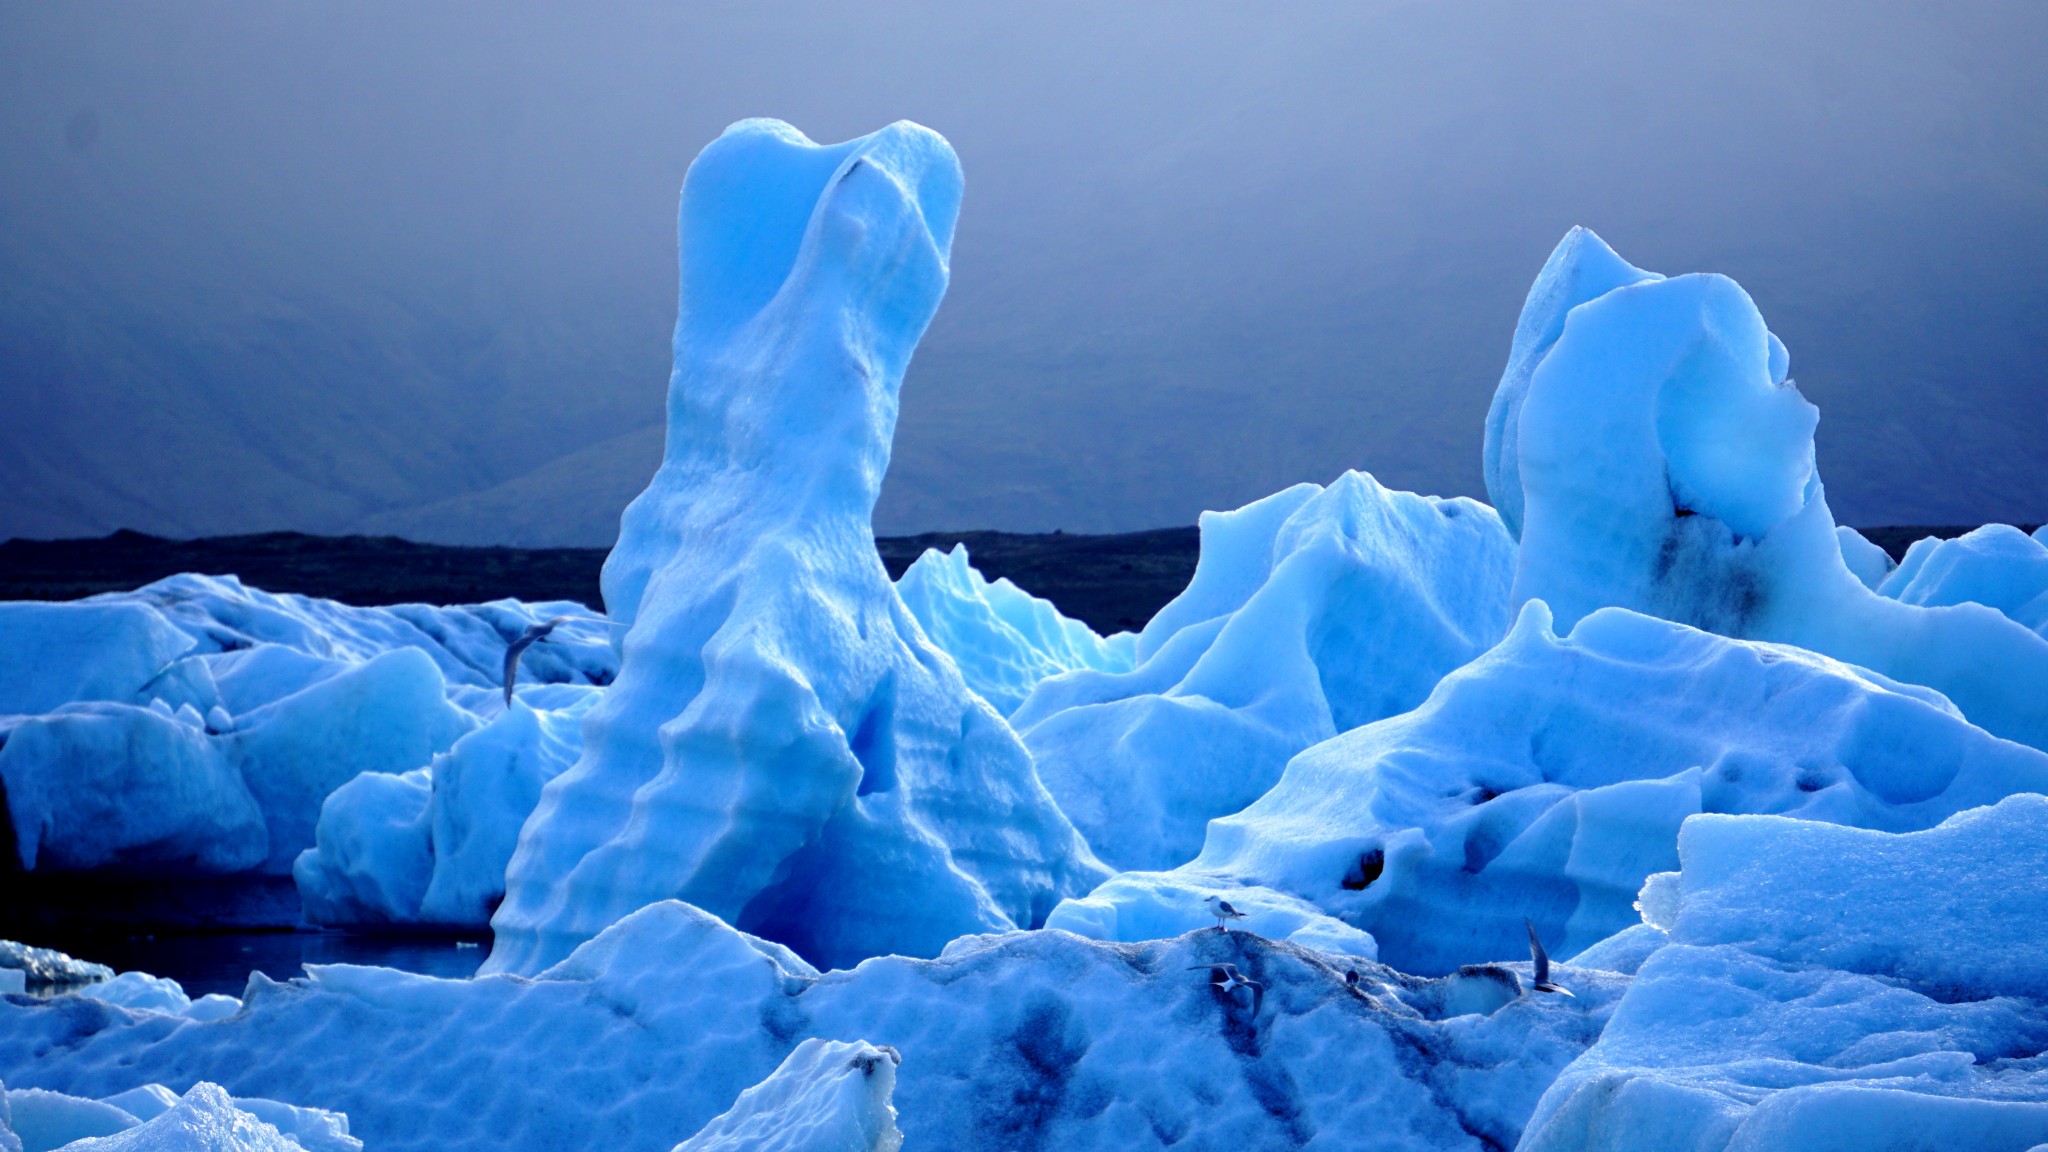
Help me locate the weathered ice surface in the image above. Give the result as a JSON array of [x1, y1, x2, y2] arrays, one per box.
[[672, 1039, 902, 1152], [486, 120, 1104, 976], [1491, 228, 2048, 752], [1521, 796, 2048, 1152], [1048, 603, 2048, 974], [0, 901, 1621, 1152], [1014, 471, 1515, 872], [895, 543, 1134, 717]]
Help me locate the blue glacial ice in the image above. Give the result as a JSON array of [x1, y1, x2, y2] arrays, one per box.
[[1047, 601, 2048, 974], [895, 543, 1136, 716], [3, 1081, 353, 1152], [1013, 470, 1515, 872], [1834, 525, 1895, 590], [1520, 795, 2048, 1151], [293, 686, 598, 927], [0, 899, 1623, 1152], [483, 120, 1105, 976], [1876, 524, 2048, 638], [1492, 228, 2048, 752], [0, 577, 611, 891], [672, 1038, 902, 1152]]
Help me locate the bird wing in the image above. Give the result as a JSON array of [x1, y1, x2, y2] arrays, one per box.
[[1526, 919, 1551, 986], [503, 631, 542, 705], [1219, 900, 1242, 917]]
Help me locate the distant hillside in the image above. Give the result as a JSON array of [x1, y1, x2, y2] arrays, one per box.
[[0, 527, 1204, 635], [0, 524, 2026, 636]]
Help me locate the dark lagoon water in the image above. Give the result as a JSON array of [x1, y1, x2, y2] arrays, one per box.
[[21, 931, 492, 998]]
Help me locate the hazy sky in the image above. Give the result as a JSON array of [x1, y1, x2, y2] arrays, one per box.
[[3, 1, 2044, 545]]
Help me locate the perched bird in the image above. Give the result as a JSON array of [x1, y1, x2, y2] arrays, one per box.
[[1345, 969, 1361, 988], [1188, 963, 1265, 1018], [502, 615, 608, 707], [1204, 895, 1248, 933], [1525, 918, 1575, 997]]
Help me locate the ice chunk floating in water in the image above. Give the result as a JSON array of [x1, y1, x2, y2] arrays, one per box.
[[486, 120, 1104, 975]]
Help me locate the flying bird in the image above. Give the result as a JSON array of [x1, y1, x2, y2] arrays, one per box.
[[1204, 895, 1248, 933], [502, 615, 608, 707], [1524, 918, 1575, 997], [1188, 963, 1264, 1018]]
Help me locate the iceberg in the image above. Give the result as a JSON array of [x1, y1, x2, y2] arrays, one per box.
[[293, 686, 600, 927], [1489, 228, 2048, 752], [673, 1039, 903, 1152], [1876, 524, 2048, 638], [894, 544, 1135, 716], [485, 120, 1105, 976], [1013, 471, 1515, 871], [0, 574, 613, 905], [42, 1083, 330, 1152], [1520, 796, 2048, 1151], [1046, 602, 2048, 974], [0, 900, 1623, 1152]]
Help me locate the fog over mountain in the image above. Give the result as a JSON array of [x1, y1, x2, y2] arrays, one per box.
[[2, 1, 2044, 546]]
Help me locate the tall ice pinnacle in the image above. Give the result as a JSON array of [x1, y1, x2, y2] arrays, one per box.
[[485, 120, 1106, 975]]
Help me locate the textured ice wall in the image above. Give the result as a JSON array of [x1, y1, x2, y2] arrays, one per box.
[[486, 121, 1104, 975], [895, 544, 1135, 716], [0, 900, 1622, 1152], [1014, 471, 1515, 872], [1521, 796, 2048, 1151], [1494, 228, 2048, 751], [1047, 603, 2048, 974]]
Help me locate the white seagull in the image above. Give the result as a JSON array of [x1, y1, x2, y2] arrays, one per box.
[[1204, 895, 1248, 933], [1524, 918, 1575, 997], [502, 615, 608, 707], [1187, 962, 1265, 1018]]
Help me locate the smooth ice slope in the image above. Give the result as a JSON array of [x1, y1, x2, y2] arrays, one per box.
[[894, 544, 1134, 716], [1493, 228, 2048, 751], [294, 686, 599, 926], [486, 120, 1104, 975], [1877, 524, 2048, 637], [1834, 526, 1895, 590], [1047, 602, 2048, 974], [0, 900, 1622, 1152], [1012, 471, 1515, 871], [672, 1039, 903, 1152], [1521, 796, 2048, 1151]]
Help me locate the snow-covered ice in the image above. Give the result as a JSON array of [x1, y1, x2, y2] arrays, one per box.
[[485, 120, 1104, 976], [1520, 795, 2048, 1151], [1013, 471, 1515, 872], [672, 1039, 902, 1152], [1047, 601, 2048, 974], [0, 900, 1621, 1152], [895, 544, 1135, 716], [1492, 228, 2048, 752]]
